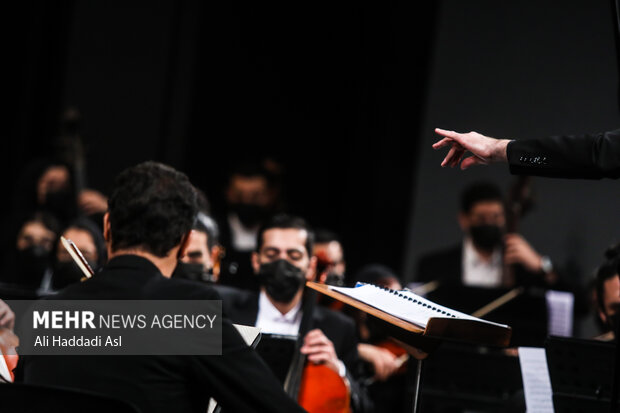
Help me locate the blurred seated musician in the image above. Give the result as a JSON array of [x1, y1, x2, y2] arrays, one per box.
[[594, 243, 620, 341], [416, 182, 560, 289], [217, 162, 279, 291], [30, 161, 107, 225], [313, 229, 346, 287], [0, 212, 60, 290], [313, 229, 347, 312], [173, 212, 221, 283], [48, 217, 106, 291], [218, 214, 373, 412], [19, 162, 306, 413], [36, 161, 108, 224]]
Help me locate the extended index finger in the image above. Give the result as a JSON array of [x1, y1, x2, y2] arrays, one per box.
[[434, 128, 464, 142]]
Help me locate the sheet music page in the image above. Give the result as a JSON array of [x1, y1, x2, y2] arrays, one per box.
[[545, 290, 574, 337], [518, 347, 554, 413], [329, 284, 507, 328]]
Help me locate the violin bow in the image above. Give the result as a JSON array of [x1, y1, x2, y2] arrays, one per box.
[[60, 236, 95, 279]]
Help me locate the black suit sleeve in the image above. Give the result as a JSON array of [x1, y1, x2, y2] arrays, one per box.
[[190, 316, 306, 413], [507, 129, 620, 179]]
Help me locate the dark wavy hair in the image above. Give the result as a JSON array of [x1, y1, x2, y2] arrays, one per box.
[[107, 162, 197, 257], [256, 214, 314, 256], [460, 182, 504, 213]]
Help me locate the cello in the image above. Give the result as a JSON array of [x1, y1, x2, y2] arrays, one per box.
[[284, 288, 351, 413]]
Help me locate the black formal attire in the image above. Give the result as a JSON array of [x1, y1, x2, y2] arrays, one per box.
[[215, 286, 373, 413], [507, 129, 620, 179], [416, 243, 555, 289], [19, 255, 306, 413], [416, 245, 462, 287]]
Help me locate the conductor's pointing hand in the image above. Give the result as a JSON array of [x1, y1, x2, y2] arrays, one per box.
[[432, 128, 511, 169]]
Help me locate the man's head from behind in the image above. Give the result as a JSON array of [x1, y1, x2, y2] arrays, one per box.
[[252, 214, 316, 303], [105, 162, 197, 260], [458, 182, 506, 252]]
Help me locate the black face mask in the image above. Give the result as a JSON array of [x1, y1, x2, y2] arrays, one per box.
[[16, 245, 51, 287], [258, 259, 306, 303], [172, 261, 215, 283], [52, 260, 91, 290], [469, 224, 504, 252], [230, 202, 269, 228]]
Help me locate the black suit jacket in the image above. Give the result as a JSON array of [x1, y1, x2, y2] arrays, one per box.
[[19, 255, 305, 413], [416, 243, 551, 289], [507, 129, 620, 179], [416, 244, 463, 286], [214, 286, 372, 413]]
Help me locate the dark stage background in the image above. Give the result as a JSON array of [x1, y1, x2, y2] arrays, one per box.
[[3, 1, 619, 304]]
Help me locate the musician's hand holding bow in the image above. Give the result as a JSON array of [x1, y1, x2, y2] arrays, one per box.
[[300, 328, 343, 375]]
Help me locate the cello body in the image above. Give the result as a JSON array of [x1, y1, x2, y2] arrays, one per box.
[[297, 363, 350, 413]]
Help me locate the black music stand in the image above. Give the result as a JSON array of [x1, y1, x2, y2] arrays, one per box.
[[418, 342, 523, 412], [545, 336, 619, 413]]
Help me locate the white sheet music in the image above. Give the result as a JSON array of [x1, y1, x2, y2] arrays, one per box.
[[518, 347, 554, 413], [545, 290, 574, 337], [329, 283, 507, 328]]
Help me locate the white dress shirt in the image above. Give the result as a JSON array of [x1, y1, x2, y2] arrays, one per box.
[[462, 238, 503, 288], [228, 213, 259, 251], [255, 290, 303, 335]]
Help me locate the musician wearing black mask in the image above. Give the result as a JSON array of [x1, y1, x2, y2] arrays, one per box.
[[0, 212, 59, 290], [217, 162, 280, 291], [173, 212, 220, 283], [416, 182, 559, 288], [216, 214, 373, 412]]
